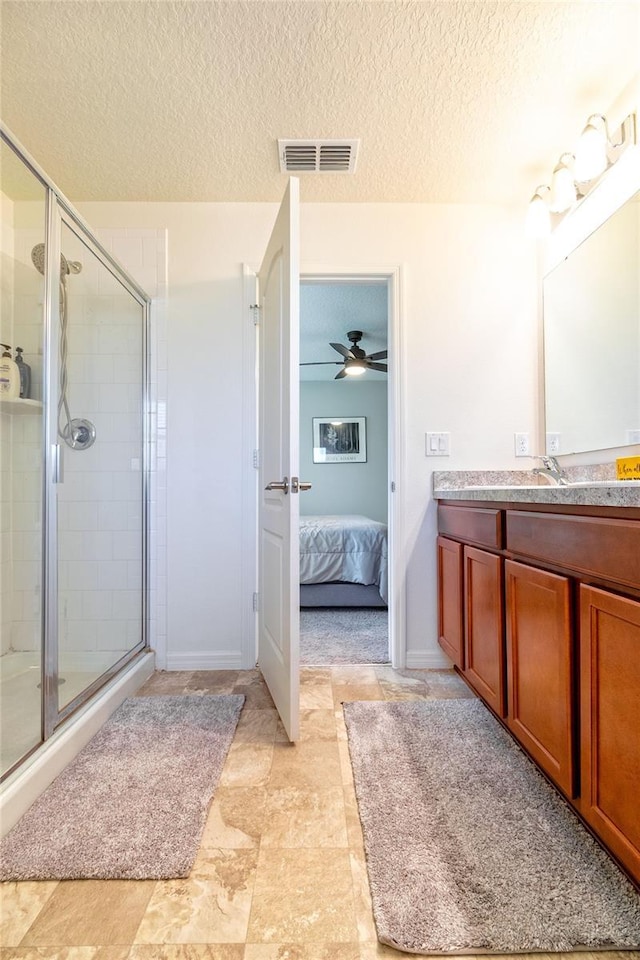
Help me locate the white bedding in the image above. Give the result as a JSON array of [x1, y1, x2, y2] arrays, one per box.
[[299, 514, 388, 604]]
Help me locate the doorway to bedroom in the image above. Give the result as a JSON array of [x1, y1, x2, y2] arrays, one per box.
[[299, 278, 390, 665]]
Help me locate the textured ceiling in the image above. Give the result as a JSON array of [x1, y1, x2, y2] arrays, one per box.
[[300, 282, 387, 381], [1, 1, 639, 204]]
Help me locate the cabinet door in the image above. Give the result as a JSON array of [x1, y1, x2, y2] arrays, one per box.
[[580, 585, 640, 885], [505, 560, 574, 797], [464, 546, 505, 715], [437, 537, 464, 668]]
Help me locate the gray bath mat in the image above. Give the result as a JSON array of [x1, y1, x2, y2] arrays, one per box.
[[300, 608, 388, 663], [0, 695, 244, 880], [343, 698, 640, 954]]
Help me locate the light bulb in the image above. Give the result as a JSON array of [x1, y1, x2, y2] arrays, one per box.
[[345, 361, 366, 376], [574, 116, 608, 181], [549, 156, 577, 213], [525, 188, 551, 239]]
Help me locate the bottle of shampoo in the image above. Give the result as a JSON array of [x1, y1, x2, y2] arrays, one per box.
[[14, 347, 31, 399], [0, 344, 20, 399]]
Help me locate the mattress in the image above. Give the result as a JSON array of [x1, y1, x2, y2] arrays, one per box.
[[299, 514, 388, 604]]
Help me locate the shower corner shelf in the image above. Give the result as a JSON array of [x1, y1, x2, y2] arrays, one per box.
[[0, 397, 43, 415]]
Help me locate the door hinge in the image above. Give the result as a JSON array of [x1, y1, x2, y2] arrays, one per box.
[[390, 481, 396, 493], [250, 303, 261, 325], [252, 449, 260, 469], [252, 592, 259, 612]]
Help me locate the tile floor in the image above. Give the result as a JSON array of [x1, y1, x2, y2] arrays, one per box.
[[0, 664, 637, 960]]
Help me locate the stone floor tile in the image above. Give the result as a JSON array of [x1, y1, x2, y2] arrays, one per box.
[[329, 665, 379, 686], [0, 882, 59, 948], [247, 848, 357, 943], [234, 709, 279, 744], [20, 881, 155, 947], [133, 672, 192, 696], [199, 787, 267, 849], [220, 742, 274, 788], [299, 683, 334, 711], [332, 685, 384, 708], [134, 850, 257, 944], [128, 946, 243, 960], [244, 945, 360, 959], [349, 849, 376, 942], [261, 786, 348, 848], [378, 681, 429, 701], [0, 948, 130, 960], [269, 741, 342, 791], [185, 671, 240, 695]]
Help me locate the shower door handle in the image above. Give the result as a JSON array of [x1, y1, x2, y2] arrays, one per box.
[[51, 443, 64, 484]]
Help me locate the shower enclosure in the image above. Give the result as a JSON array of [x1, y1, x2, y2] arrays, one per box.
[[0, 127, 151, 780]]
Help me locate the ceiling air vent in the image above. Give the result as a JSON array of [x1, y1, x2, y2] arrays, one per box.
[[278, 139, 359, 174]]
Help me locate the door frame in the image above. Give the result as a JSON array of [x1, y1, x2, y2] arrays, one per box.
[[241, 261, 406, 669]]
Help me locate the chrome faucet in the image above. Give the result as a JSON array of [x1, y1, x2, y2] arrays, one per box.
[[532, 455, 569, 486]]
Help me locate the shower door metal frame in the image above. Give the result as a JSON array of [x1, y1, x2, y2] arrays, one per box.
[[0, 124, 152, 759]]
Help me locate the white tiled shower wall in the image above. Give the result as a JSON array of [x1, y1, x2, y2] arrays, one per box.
[[4, 217, 167, 673]]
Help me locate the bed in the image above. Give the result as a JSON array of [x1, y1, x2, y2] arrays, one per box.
[[299, 514, 388, 607]]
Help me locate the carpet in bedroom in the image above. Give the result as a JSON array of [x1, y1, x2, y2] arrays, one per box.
[[300, 608, 388, 664]]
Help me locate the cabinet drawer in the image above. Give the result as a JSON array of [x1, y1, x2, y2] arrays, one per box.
[[506, 511, 640, 589], [438, 505, 502, 550]]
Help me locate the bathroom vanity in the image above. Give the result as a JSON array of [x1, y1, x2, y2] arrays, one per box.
[[434, 479, 640, 888]]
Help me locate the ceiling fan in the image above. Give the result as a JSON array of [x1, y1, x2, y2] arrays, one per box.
[[300, 330, 388, 380]]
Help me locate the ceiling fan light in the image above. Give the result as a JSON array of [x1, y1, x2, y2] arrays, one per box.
[[574, 117, 608, 181], [345, 361, 366, 376], [549, 157, 577, 213]]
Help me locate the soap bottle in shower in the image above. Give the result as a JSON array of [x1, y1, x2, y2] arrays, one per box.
[[14, 347, 31, 399], [0, 344, 20, 399]]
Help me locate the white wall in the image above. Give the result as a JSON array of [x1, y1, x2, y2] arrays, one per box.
[[76, 200, 538, 669], [300, 380, 388, 523]]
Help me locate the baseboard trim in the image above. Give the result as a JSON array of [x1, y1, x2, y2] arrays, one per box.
[[165, 652, 246, 671], [405, 649, 452, 669]]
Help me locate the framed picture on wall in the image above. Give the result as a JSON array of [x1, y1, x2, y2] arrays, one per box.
[[313, 417, 367, 463]]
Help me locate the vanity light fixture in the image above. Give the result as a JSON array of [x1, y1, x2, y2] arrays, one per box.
[[526, 111, 637, 238], [550, 153, 577, 213], [525, 185, 552, 238], [574, 114, 609, 181]]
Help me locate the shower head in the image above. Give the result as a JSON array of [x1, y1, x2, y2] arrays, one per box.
[[31, 243, 82, 277]]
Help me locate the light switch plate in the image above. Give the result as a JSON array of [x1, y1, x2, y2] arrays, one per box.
[[426, 432, 450, 457]]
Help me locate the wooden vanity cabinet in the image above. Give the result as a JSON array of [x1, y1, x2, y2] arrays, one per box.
[[437, 536, 464, 668], [505, 560, 574, 797], [579, 585, 640, 883], [464, 546, 505, 716], [437, 500, 640, 887]]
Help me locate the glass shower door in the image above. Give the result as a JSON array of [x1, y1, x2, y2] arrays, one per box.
[[0, 138, 47, 777], [54, 216, 146, 715]]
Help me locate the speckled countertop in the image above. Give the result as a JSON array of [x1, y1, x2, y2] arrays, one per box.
[[432, 467, 640, 508]]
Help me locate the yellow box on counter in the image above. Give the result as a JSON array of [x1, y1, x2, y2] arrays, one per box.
[[616, 456, 640, 480]]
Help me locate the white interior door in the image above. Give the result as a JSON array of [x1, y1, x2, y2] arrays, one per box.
[[257, 178, 300, 742]]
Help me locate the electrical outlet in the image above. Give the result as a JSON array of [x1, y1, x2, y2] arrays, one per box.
[[626, 429, 640, 444], [546, 433, 561, 454], [514, 432, 530, 457]]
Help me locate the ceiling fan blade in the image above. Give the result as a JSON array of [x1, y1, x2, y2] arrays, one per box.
[[367, 350, 388, 361], [330, 342, 355, 360], [299, 361, 343, 366], [334, 368, 349, 380], [367, 362, 388, 373]]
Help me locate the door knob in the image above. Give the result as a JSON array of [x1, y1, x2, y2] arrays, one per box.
[[290, 477, 312, 493], [265, 477, 289, 494]]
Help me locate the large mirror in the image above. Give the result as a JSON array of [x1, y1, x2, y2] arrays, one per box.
[[543, 190, 639, 454]]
